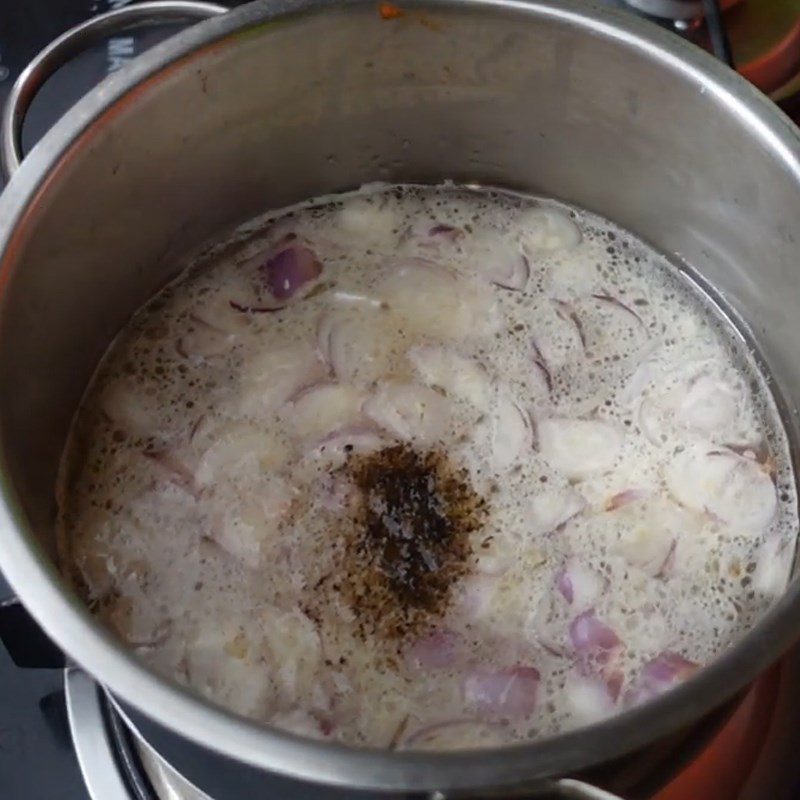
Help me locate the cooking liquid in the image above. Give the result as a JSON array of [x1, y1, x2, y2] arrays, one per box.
[[58, 185, 797, 749]]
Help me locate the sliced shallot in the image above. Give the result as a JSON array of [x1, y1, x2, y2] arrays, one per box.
[[518, 207, 582, 253], [193, 288, 257, 333], [279, 383, 365, 442], [462, 666, 540, 720], [604, 495, 685, 577], [260, 241, 322, 301], [633, 363, 746, 444], [100, 378, 161, 436], [529, 302, 585, 373], [405, 630, 460, 670], [464, 229, 530, 291], [143, 447, 197, 495], [572, 293, 649, 364], [489, 249, 529, 292], [379, 260, 499, 339], [472, 531, 516, 576], [604, 488, 649, 511], [569, 610, 620, 653], [239, 343, 327, 414], [553, 300, 587, 350], [410, 221, 464, 249], [675, 373, 739, 434], [664, 444, 777, 534], [259, 606, 323, 704], [305, 426, 386, 469], [530, 340, 554, 396], [335, 199, 398, 246], [184, 621, 275, 717], [177, 316, 235, 360], [618, 360, 656, 408], [363, 381, 450, 444], [628, 651, 698, 706], [529, 487, 586, 534], [752, 535, 794, 598], [103, 595, 171, 650], [615, 524, 674, 577], [195, 424, 290, 487], [563, 668, 617, 725], [455, 574, 499, 619], [330, 289, 384, 309], [408, 344, 492, 412], [554, 559, 605, 609], [538, 418, 623, 480], [316, 309, 401, 386], [209, 480, 292, 568], [491, 391, 534, 470]]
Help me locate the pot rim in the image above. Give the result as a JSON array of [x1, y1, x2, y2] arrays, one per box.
[[1, 0, 800, 791]]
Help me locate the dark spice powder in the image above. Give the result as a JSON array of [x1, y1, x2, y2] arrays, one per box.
[[340, 444, 487, 640]]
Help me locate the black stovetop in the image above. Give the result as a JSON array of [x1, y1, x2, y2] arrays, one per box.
[[0, 645, 86, 799], [1, 2, 799, 799]]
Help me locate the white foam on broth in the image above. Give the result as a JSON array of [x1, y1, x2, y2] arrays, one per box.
[[57, 184, 797, 749]]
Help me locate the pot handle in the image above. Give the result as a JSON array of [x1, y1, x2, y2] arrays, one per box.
[[0, 0, 227, 181]]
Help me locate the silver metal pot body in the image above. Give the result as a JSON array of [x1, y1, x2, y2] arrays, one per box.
[[1, 0, 800, 794]]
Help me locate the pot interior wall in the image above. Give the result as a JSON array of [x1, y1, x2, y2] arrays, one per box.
[[1, 1, 799, 577]]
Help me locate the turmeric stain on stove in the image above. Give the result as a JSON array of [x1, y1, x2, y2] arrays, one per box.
[[340, 444, 487, 640]]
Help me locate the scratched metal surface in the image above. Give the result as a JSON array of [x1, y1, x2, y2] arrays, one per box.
[[0, 2, 798, 799], [0, 8, 223, 795]]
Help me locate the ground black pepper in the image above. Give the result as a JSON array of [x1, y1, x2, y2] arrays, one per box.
[[339, 444, 487, 640]]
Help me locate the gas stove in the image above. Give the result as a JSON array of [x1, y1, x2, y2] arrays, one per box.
[[2, 2, 800, 799]]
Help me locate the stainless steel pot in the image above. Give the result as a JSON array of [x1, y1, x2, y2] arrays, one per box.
[[1, 1, 800, 798]]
